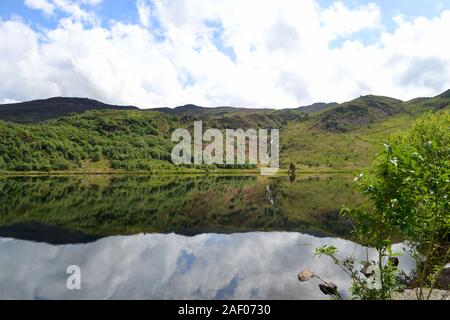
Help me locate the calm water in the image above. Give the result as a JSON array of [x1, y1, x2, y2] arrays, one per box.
[[0, 175, 412, 299], [0, 232, 412, 299], [0, 174, 364, 238]]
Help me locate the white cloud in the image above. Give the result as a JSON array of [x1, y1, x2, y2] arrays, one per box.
[[3, 1, 450, 108], [25, 0, 101, 23], [136, 0, 151, 28], [321, 2, 381, 39], [0, 98, 19, 104], [24, 0, 56, 15]]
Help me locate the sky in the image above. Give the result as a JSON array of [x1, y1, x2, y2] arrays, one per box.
[[1, 0, 450, 108]]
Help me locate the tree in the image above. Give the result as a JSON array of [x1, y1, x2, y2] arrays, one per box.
[[374, 111, 449, 299], [289, 162, 296, 172], [314, 111, 450, 300]]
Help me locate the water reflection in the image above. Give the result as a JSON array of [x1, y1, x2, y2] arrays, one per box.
[[0, 232, 413, 300], [0, 174, 365, 238]]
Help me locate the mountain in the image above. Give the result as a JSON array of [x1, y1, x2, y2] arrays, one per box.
[[0, 97, 137, 123], [154, 102, 337, 118], [154, 104, 307, 129], [154, 104, 206, 116], [155, 104, 281, 117], [316, 95, 404, 132], [404, 90, 450, 113], [2, 90, 448, 127], [0, 90, 448, 172], [298, 102, 338, 113], [0, 99, 330, 125], [437, 89, 450, 98]]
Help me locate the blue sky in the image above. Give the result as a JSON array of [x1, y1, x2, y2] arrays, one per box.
[[320, 0, 450, 22], [1, 1, 450, 108], [2, 1, 449, 32], [0, 1, 140, 29], [321, 0, 450, 46]]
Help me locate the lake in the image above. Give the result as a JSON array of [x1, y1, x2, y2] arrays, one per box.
[[0, 174, 413, 299]]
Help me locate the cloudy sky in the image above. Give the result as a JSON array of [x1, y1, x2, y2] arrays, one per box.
[[1, 0, 450, 108]]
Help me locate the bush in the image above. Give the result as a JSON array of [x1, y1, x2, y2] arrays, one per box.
[[91, 152, 102, 162], [289, 162, 296, 172], [51, 159, 71, 170], [314, 111, 450, 300]]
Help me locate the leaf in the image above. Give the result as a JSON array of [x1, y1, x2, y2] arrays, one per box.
[[391, 252, 404, 257], [389, 157, 398, 167]]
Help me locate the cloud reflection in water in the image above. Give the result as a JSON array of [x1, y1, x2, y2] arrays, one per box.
[[0, 232, 413, 299]]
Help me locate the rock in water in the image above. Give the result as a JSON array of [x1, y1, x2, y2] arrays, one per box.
[[319, 282, 338, 295], [360, 262, 375, 278], [298, 268, 315, 282], [436, 263, 450, 290]]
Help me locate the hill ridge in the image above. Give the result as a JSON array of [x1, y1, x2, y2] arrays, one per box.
[[0, 97, 137, 123], [1, 89, 449, 125]]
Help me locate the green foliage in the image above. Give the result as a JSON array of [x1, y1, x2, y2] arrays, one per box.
[[281, 114, 415, 170], [403, 92, 450, 114], [366, 111, 449, 298], [317, 95, 404, 132], [359, 112, 449, 243], [0, 92, 447, 173], [289, 162, 296, 172], [314, 111, 450, 300], [0, 110, 179, 171], [315, 244, 404, 300]]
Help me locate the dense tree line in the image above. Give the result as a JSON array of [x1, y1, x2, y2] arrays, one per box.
[[0, 110, 179, 171]]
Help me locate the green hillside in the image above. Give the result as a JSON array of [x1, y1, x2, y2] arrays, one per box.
[[404, 90, 450, 113], [0, 91, 449, 173], [316, 95, 404, 132], [0, 110, 178, 172], [281, 114, 415, 170]]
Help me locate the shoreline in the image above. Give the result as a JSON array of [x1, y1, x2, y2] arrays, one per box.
[[0, 168, 358, 176]]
